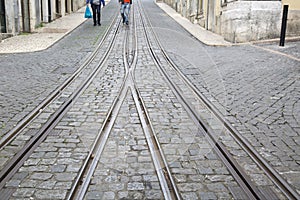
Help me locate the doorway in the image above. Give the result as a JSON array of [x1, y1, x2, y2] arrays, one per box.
[[0, 0, 6, 33], [21, 0, 31, 32]]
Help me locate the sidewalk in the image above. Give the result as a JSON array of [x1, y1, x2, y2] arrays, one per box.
[[156, 3, 232, 46], [0, 7, 87, 54], [0, 3, 233, 54]]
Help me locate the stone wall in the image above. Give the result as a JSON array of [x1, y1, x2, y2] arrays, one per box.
[[287, 9, 300, 36], [220, 1, 282, 43]]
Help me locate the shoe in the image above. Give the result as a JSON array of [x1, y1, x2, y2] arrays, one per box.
[[98, 23, 101, 26], [126, 21, 128, 25], [94, 23, 96, 26]]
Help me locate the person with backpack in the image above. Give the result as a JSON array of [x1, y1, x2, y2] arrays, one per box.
[[86, 0, 105, 26], [119, 0, 132, 25]]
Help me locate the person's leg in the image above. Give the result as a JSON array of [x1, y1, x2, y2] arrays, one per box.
[[96, 5, 101, 25], [124, 4, 130, 25], [121, 13, 125, 23], [91, 4, 97, 25], [121, 4, 125, 23], [127, 4, 131, 22]]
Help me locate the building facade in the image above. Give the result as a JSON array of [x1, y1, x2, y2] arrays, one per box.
[[162, 0, 300, 43], [0, 0, 85, 40]]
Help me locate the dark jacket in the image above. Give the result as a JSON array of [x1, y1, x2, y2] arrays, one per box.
[[86, 0, 105, 6]]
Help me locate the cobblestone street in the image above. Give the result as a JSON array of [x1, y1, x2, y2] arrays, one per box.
[[0, 0, 299, 199]]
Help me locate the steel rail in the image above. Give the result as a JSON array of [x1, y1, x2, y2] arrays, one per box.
[[137, 1, 269, 199], [141, 5, 299, 200], [67, 12, 135, 200], [70, 6, 180, 198], [130, 84, 181, 200], [68, 29, 129, 200], [0, 14, 121, 190], [129, 5, 180, 199], [140, 2, 300, 199], [166, 46, 300, 200], [0, 12, 119, 151], [142, 20, 260, 200], [128, 3, 182, 200]]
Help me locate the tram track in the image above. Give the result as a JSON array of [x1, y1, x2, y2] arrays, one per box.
[[137, 1, 299, 199], [68, 5, 181, 199], [0, 13, 119, 150], [67, 17, 131, 200], [0, 0, 298, 199], [0, 12, 122, 192], [0, 2, 180, 198], [129, 7, 180, 199], [129, 10, 180, 198], [137, 2, 258, 199]]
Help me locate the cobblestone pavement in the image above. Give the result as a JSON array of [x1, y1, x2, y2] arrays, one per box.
[[142, 0, 300, 195], [0, 3, 117, 140], [0, 0, 299, 199], [85, 90, 164, 199], [3, 21, 125, 199]]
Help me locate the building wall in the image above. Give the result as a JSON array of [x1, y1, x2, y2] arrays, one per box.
[[162, 0, 300, 43], [65, 0, 72, 13], [287, 9, 300, 36], [282, 0, 300, 9], [29, 0, 38, 31], [220, 0, 300, 42], [282, 0, 300, 37], [0, 0, 84, 39], [3, 0, 19, 37], [220, 1, 282, 43]]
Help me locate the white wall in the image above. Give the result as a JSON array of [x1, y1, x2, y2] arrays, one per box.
[[220, 1, 282, 43], [4, 0, 18, 35]]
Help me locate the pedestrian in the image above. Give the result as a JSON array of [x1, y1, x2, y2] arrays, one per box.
[[119, 0, 132, 25], [86, 0, 105, 26]]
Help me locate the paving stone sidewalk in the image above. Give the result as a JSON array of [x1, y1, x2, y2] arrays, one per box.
[[0, 7, 87, 54]]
